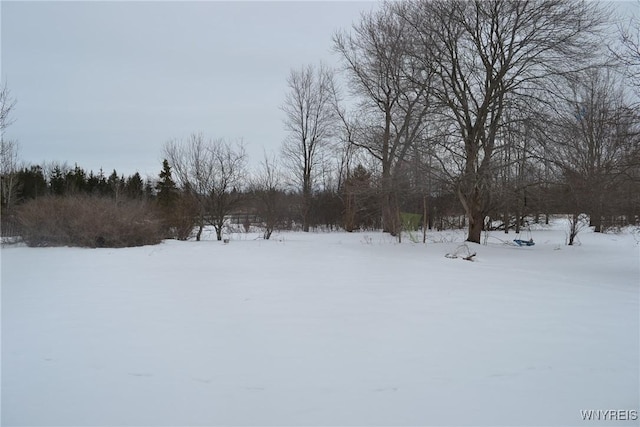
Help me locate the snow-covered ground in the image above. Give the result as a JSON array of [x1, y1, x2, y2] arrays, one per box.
[[2, 220, 639, 426]]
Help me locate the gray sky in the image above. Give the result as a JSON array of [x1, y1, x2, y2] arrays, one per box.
[[2, 1, 636, 179], [1, 0, 376, 178]]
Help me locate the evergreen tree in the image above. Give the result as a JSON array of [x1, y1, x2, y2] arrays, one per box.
[[86, 171, 100, 195], [156, 159, 178, 207], [96, 168, 109, 196], [144, 179, 155, 200], [107, 170, 125, 201], [17, 165, 48, 200], [125, 172, 144, 199], [65, 164, 87, 194], [50, 166, 66, 196]]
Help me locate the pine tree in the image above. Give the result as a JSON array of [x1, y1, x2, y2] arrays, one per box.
[[50, 166, 66, 196], [125, 172, 144, 199], [144, 179, 155, 200], [107, 170, 125, 201], [96, 168, 109, 196], [156, 159, 177, 207], [17, 165, 48, 200], [86, 171, 99, 194], [65, 164, 87, 194]]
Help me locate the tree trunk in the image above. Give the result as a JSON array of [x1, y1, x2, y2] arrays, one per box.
[[302, 182, 311, 232], [381, 191, 400, 236], [590, 204, 602, 233], [459, 187, 484, 243], [458, 181, 484, 244], [344, 191, 355, 232], [422, 194, 428, 244], [503, 209, 510, 234], [264, 227, 273, 240], [467, 209, 484, 244], [568, 213, 578, 245], [380, 165, 400, 236]]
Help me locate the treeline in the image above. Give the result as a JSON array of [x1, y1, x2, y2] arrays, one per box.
[[2, 0, 640, 247], [5, 164, 152, 202], [0, 162, 161, 247], [0, 154, 468, 244], [3, 141, 637, 245]]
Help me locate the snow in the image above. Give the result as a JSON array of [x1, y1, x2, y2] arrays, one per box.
[[2, 220, 639, 426]]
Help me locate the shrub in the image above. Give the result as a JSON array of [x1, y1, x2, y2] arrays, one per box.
[[18, 195, 163, 248], [157, 192, 198, 240]]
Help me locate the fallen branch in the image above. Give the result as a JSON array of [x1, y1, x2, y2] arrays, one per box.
[[445, 244, 477, 261]]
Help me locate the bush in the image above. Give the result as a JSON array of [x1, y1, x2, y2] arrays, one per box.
[[158, 192, 198, 241], [18, 195, 163, 248]]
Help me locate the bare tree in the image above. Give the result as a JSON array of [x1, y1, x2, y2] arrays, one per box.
[[399, 0, 609, 243], [0, 140, 20, 209], [165, 134, 215, 241], [0, 83, 16, 134], [547, 69, 640, 232], [491, 108, 541, 234], [566, 213, 589, 246], [613, 1, 640, 95], [281, 63, 337, 232], [251, 153, 284, 239], [334, 2, 435, 237], [164, 134, 247, 241], [208, 140, 247, 241], [1, 84, 19, 210]]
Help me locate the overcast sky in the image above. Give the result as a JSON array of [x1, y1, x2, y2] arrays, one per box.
[[2, 0, 377, 178], [2, 1, 636, 179]]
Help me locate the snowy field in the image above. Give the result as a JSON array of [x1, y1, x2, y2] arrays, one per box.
[[2, 219, 639, 426]]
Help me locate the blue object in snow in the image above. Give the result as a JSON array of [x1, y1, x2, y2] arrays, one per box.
[[513, 239, 535, 247]]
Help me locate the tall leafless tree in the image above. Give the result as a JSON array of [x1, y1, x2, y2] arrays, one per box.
[[251, 153, 285, 240], [1, 84, 19, 210], [547, 69, 640, 232], [0, 140, 19, 209], [614, 1, 640, 96], [401, 0, 609, 243], [208, 140, 247, 241], [281, 63, 337, 232], [165, 134, 212, 241], [334, 2, 435, 237]]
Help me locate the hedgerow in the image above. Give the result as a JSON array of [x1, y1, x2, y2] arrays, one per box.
[[18, 195, 163, 248]]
